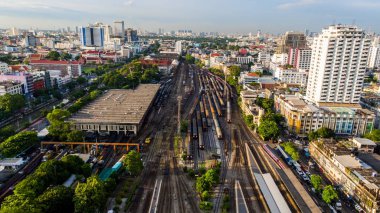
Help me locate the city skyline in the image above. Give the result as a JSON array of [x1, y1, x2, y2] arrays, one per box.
[[1, 0, 380, 34]]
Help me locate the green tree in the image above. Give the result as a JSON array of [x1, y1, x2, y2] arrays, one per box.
[[37, 185, 74, 213], [180, 120, 189, 133], [123, 150, 143, 176], [204, 169, 219, 186], [67, 130, 85, 142], [281, 142, 300, 161], [196, 175, 212, 194], [0, 125, 15, 142], [308, 131, 319, 141], [185, 54, 195, 64], [0, 195, 41, 213], [317, 127, 335, 138], [46, 109, 71, 140], [76, 76, 87, 85], [46, 51, 61, 61], [74, 176, 106, 213], [61, 155, 85, 174], [310, 174, 323, 192], [322, 185, 338, 204], [364, 129, 380, 142], [60, 52, 72, 61], [257, 120, 279, 141], [201, 191, 211, 201], [0, 131, 39, 157]]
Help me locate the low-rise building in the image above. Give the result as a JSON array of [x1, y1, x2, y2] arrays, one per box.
[[0, 81, 24, 95], [275, 94, 375, 136], [69, 84, 160, 135], [273, 66, 308, 86], [352, 138, 377, 153], [309, 139, 380, 212], [30, 60, 82, 77]]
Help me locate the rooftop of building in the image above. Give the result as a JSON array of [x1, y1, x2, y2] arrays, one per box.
[[353, 138, 377, 146], [30, 60, 82, 65], [312, 139, 380, 189], [69, 84, 160, 125], [0, 81, 22, 87]]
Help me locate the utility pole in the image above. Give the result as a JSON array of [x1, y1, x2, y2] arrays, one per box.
[[177, 96, 182, 134]]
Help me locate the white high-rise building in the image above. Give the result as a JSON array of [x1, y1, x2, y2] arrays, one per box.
[[101, 24, 112, 42], [306, 25, 370, 105], [175, 41, 182, 54], [368, 37, 380, 69], [113, 21, 125, 38], [80, 26, 105, 49]]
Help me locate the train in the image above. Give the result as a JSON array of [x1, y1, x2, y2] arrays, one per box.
[[192, 118, 198, 139], [211, 91, 223, 116], [277, 145, 292, 166], [226, 101, 231, 123], [186, 123, 193, 160]]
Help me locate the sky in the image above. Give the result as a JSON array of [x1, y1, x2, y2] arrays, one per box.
[[0, 0, 379, 34]]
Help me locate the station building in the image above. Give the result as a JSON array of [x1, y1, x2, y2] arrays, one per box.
[[69, 84, 160, 135]]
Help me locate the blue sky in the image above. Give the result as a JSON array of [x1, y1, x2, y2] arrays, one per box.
[[0, 0, 379, 34]]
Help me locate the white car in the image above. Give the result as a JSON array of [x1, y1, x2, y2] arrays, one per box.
[[355, 204, 363, 212]]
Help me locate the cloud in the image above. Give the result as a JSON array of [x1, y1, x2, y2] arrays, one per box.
[[277, 0, 318, 10], [124, 0, 134, 7]]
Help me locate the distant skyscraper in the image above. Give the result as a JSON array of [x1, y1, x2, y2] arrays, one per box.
[[126, 28, 138, 42], [75, 26, 79, 34], [276, 32, 306, 54], [23, 32, 38, 47], [113, 21, 125, 37], [67, 26, 71, 33], [102, 24, 112, 42], [80, 26, 105, 48], [306, 25, 370, 105], [175, 41, 182, 54], [9, 27, 19, 36]]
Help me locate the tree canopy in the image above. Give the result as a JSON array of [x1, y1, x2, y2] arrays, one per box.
[[364, 129, 380, 142], [258, 120, 279, 141], [281, 142, 300, 161], [124, 150, 143, 176], [310, 174, 323, 192], [37, 186, 74, 213], [322, 185, 338, 204], [0, 131, 39, 158], [308, 127, 335, 141], [0, 93, 26, 120], [46, 51, 61, 61], [74, 176, 106, 213]]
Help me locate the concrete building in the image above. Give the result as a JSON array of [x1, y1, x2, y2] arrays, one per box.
[[306, 25, 370, 105], [271, 53, 289, 65], [0, 81, 24, 95], [309, 139, 380, 213], [30, 60, 82, 77], [0, 72, 33, 94], [113, 21, 125, 38], [175, 41, 182, 54], [288, 48, 312, 70], [70, 84, 160, 135], [352, 138, 377, 153], [126, 28, 138, 43], [236, 56, 255, 64], [368, 37, 380, 69], [273, 66, 308, 86], [275, 94, 375, 136], [80, 26, 105, 49], [276, 32, 307, 54], [0, 63, 9, 73]]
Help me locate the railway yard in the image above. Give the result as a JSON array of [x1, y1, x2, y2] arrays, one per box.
[[0, 60, 321, 213]]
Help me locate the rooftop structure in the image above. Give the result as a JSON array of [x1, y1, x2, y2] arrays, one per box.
[[70, 84, 160, 135], [309, 139, 380, 212]]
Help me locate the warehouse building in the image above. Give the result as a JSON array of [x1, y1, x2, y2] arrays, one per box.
[[69, 84, 160, 135]]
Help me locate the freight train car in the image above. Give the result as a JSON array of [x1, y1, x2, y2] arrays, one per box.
[[192, 118, 198, 139]]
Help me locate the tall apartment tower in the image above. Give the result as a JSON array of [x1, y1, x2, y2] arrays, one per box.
[[306, 25, 370, 105], [368, 36, 380, 69], [113, 21, 125, 38], [276, 32, 306, 53]]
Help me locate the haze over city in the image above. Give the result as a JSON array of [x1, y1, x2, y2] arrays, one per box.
[[1, 0, 380, 33]]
